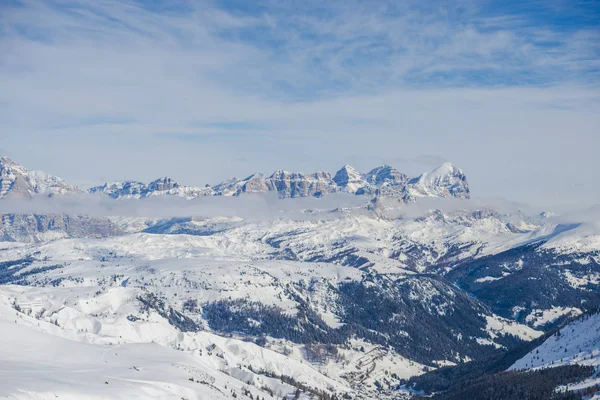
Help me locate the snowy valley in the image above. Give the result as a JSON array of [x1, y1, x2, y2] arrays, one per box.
[[0, 157, 599, 399]]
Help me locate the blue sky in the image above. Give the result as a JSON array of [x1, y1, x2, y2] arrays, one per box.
[[0, 0, 599, 208]]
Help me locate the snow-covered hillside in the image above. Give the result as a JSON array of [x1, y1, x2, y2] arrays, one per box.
[[0, 285, 355, 400], [511, 312, 600, 371], [0, 225, 546, 398], [510, 312, 600, 398], [1, 156, 599, 399]]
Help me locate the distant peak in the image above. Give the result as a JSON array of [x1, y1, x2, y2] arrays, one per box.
[[151, 176, 176, 183], [404, 161, 470, 200], [242, 173, 264, 181], [334, 164, 359, 175], [333, 164, 364, 189], [430, 162, 461, 175], [0, 156, 18, 167], [365, 165, 407, 186], [0, 156, 78, 198]]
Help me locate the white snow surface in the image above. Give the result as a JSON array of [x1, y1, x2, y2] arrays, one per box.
[[0, 285, 350, 400], [0, 222, 545, 398], [525, 307, 583, 328], [510, 312, 600, 397], [511, 312, 600, 371]]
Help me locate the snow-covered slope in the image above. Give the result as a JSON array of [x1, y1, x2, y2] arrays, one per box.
[[2, 157, 600, 399], [0, 227, 546, 397], [0, 284, 354, 400], [509, 312, 600, 398], [511, 312, 600, 371]]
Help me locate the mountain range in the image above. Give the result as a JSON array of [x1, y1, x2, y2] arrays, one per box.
[[0, 156, 598, 399], [0, 156, 470, 201]]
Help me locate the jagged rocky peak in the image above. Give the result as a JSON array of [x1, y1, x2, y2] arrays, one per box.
[[2, 156, 473, 201], [212, 173, 273, 196], [147, 177, 179, 191], [0, 156, 79, 199], [403, 162, 470, 201], [89, 181, 146, 199], [211, 177, 241, 196], [333, 165, 367, 193], [146, 176, 214, 198], [268, 170, 337, 198], [239, 173, 273, 194], [365, 165, 408, 186]]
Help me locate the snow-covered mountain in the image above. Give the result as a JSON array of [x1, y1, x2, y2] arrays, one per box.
[[333, 165, 368, 194], [402, 162, 470, 201], [0, 155, 471, 201], [0, 282, 356, 399], [0, 226, 542, 398], [211, 173, 272, 196], [267, 170, 338, 198], [84, 160, 468, 201], [0, 156, 80, 199], [1, 156, 599, 399], [89, 177, 215, 199]]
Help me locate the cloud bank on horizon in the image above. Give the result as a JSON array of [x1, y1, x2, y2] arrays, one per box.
[[0, 0, 598, 208]]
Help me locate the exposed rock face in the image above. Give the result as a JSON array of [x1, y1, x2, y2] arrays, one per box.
[[0, 157, 79, 199], [238, 174, 274, 194], [0, 213, 126, 242], [212, 173, 274, 196], [268, 170, 337, 198]]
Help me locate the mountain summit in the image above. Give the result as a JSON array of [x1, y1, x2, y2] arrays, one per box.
[[0, 157, 79, 199], [333, 165, 367, 193], [403, 162, 470, 201]]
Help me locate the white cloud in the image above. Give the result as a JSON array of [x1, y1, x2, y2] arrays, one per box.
[[0, 191, 368, 221], [0, 0, 598, 208]]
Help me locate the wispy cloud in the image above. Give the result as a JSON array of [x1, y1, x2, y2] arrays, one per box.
[[0, 191, 368, 221], [0, 0, 598, 208]]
